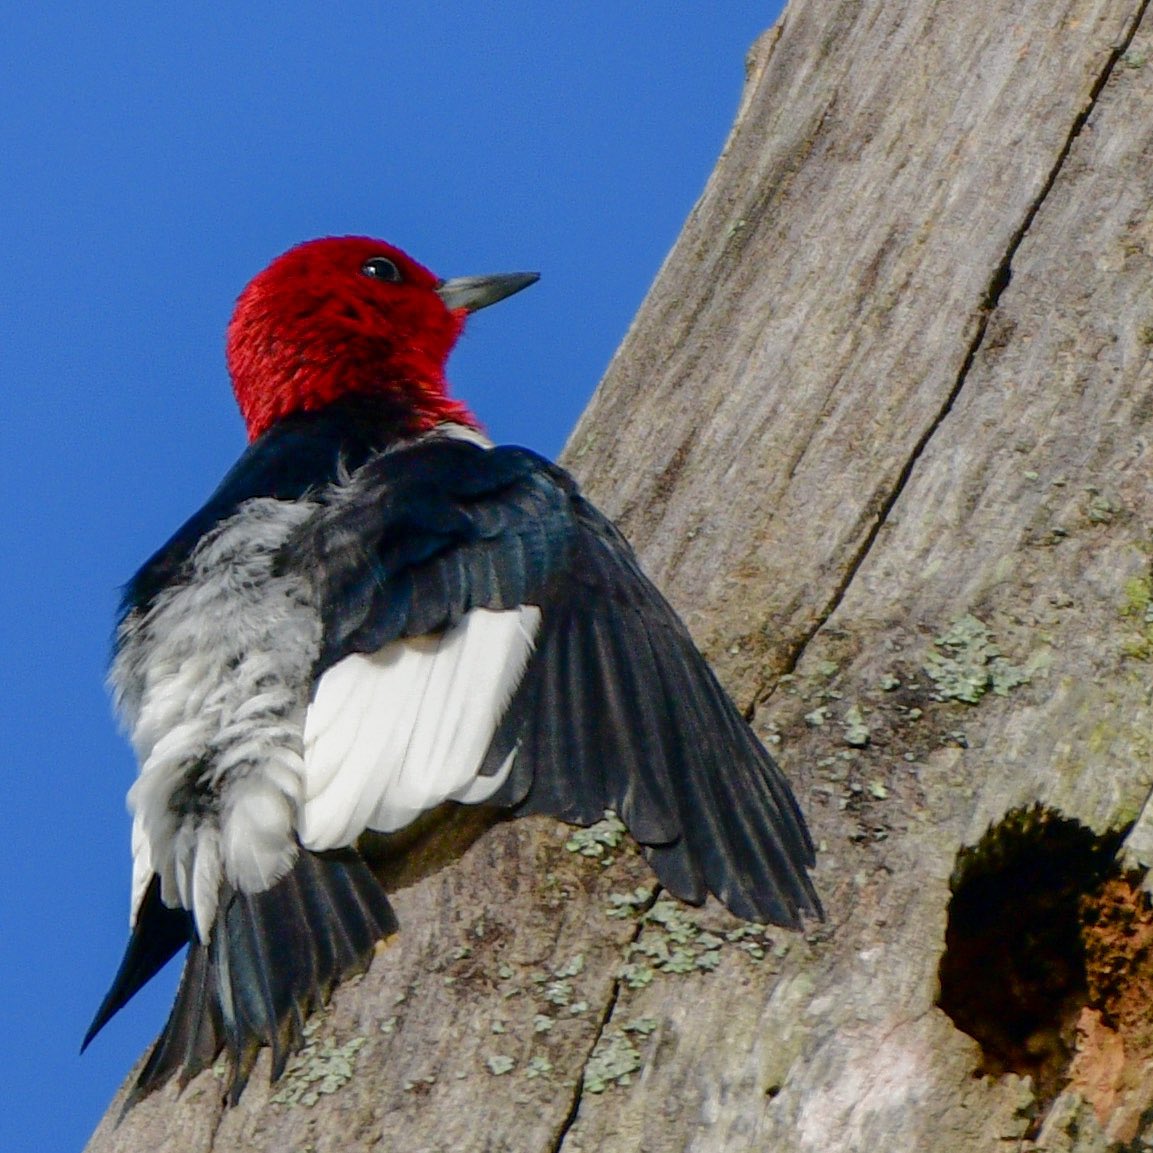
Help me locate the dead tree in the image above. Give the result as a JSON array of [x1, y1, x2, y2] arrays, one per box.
[[87, 1, 1153, 1149]]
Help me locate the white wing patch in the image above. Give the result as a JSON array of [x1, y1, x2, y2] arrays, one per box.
[[300, 606, 540, 851]]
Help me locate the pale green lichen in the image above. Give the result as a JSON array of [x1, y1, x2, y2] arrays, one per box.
[[619, 962, 654, 989], [725, 923, 775, 960], [760, 720, 782, 746], [622, 897, 774, 977], [990, 661, 1031, 695], [270, 1018, 367, 1107], [1121, 575, 1153, 659], [655, 948, 697, 974], [565, 812, 626, 859], [623, 1017, 659, 1036], [646, 899, 698, 943], [1123, 576, 1153, 618], [542, 979, 572, 1006], [553, 954, 585, 978], [606, 886, 653, 918], [486, 1054, 516, 1076], [583, 1032, 642, 1093], [1085, 488, 1122, 524], [525, 1055, 553, 1080], [842, 704, 870, 747], [923, 614, 1032, 703], [526, 955, 591, 1041]]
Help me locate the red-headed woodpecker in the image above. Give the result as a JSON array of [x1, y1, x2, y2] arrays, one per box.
[[85, 237, 821, 1106]]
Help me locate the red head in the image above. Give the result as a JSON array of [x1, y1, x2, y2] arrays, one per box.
[[226, 236, 538, 441]]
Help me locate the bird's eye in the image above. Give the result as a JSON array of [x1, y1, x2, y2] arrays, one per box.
[[361, 257, 403, 283]]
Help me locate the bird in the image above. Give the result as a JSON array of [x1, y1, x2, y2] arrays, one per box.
[[83, 236, 821, 1107]]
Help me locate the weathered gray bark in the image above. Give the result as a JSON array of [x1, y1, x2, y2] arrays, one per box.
[[87, 0, 1153, 1149]]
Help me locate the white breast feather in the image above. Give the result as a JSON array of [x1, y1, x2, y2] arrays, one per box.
[[300, 606, 541, 850], [114, 498, 321, 938]]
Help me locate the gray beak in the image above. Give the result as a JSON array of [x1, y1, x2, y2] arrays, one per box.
[[435, 272, 540, 313]]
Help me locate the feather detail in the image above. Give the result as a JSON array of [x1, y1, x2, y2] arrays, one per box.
[[300, 606, 540, 849], [129, 813, 153, 928], [115, 498, 321, 941], [86, 848, 396, 1107]]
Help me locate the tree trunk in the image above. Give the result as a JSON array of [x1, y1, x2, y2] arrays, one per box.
[[86, 0, 1153, 1149]]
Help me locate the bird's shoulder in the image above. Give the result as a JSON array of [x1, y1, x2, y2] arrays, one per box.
[[118, 397, 430, 620], [279, 426, 602, 674]]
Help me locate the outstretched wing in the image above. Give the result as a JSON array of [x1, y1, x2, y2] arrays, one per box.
[[287, 435, 820, 927]]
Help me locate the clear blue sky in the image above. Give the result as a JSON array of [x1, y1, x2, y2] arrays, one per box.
[[1, 6, 782, 1148]]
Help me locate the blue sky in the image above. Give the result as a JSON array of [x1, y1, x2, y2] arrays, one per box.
[[1, 5, 781, 1148]]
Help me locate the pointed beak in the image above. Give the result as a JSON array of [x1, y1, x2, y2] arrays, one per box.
[[435, 271, 540, 313]]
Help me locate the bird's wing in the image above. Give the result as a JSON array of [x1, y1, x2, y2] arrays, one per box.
[[288, 436, 820, 927], [289, 437, 566, 849]]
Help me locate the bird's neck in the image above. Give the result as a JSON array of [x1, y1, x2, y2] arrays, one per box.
[[257, 385, 482, 449], [241, 364, 479, 443]]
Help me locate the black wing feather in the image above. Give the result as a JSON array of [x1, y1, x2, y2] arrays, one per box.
[[291, 436, 820, 928], [290, 439, 574, 671]]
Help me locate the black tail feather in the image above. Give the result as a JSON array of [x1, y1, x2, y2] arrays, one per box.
[[82, 876, 192, 1054], [89, 847, 396, 1109], [124, 933, 222, 1112]]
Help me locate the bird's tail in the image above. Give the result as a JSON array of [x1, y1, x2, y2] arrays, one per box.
[[87, 846, 396, 1109]]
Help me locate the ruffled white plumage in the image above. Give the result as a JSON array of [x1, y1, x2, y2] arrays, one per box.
[[116, 498, 321, 940]]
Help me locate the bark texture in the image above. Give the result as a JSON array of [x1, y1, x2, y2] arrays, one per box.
[[87, 0, 1153, 1149]]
